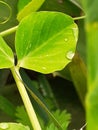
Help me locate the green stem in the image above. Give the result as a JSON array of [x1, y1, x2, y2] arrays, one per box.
[[11, 66, 42, 130], [73, 15, 86, 21], [0, 26, 18, 37]]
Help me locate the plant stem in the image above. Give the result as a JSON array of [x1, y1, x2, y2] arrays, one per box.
[[0, 26, 18, 37], [73, 15, 86, 21], [11, 66, 42, 130]]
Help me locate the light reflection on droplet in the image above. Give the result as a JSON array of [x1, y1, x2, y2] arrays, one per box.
[[64, 38, 68, 42], [46, 54, 49, 57], [72, 27, 78, 42], [66, 51, 75, 60], [42, 67, 46, 70], [0, 123, 9, 129]]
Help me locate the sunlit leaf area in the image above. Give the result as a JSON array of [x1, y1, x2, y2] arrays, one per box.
[[0, 0, 97, 130]]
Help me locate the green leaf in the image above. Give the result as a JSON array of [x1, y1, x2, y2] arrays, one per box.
[[0, 36, 14, 69], [0, 123, 30, 130], [45, 110, 70, 130], [17, 0, 31, 12], [51, 110, 71, 130], [15, 106, 32, 129], [17, 0, 45, 21], [46, 123, 58, 130], [15, 11, 78, 74]]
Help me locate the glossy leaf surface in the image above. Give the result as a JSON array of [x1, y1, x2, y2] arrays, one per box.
[[15, 11, 78, 74], [0, 36, 14, 69]]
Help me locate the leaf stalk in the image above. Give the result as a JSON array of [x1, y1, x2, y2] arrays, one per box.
[[11, 66, 42, 130], [0, 26, 18, 37], [73, 15, 86, 21]]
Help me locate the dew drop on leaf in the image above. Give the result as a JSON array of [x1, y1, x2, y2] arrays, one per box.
[[64, 38, 68, 42], [42, 67, 46, 70], [72, 27, 78, 42], [66, 51, 75, 60], [0, 123, 9, 129]]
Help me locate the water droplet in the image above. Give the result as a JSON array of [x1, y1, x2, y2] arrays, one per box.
[[46, 54, 49, 57], [64, 38, 68, 42], [0, 123, 9, 129], [42, 67, 46, 70], [66, 51, 75, 60]]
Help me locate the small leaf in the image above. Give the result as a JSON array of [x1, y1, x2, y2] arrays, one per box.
[[15, 11, 78, 74], [17, 0, 31, 12], [0, 36, 14, 69], [17, 0, 45, 21], [51, 110, 71, 129], [45, 110, 70, 130], [15, 106, 32, 129], [46, 123, 58, 130], [0, 123, 30, 130]]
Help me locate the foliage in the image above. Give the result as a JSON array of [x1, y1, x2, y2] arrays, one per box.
[[16, 11, 78, 73], [0, 0, 78, 130], [15, 106, 70, 130], [83, 0, 98, 130], [15, 106, 32, 129], [0, 36, 14, 68], [2, 0, 98, 130], [45, 109, 70, 130]]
